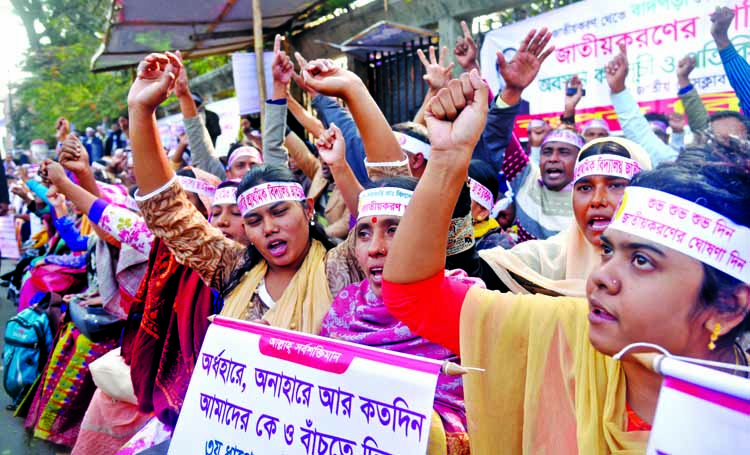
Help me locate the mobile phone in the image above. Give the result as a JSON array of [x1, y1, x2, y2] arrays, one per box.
[[566, 87, 586, 96]]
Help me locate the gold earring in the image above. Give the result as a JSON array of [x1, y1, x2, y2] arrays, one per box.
[[708, 322, 721, 351]]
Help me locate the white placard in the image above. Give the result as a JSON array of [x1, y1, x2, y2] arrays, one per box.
[[231, 52, 275, 116], [168, 316, 441, 455]]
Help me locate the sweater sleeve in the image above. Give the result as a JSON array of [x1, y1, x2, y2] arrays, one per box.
[[91, 200, 154, 256], [720, 45, 750, 116], [53, 215, 89, 252], [472, 98, 522, 175], [678, 85, 710, 133], [312, 95, 370, 185], [25, 179, 52, 207], [262, 101, 290, 168], [183, 115, 227, 180], [610, 89, 678, 166], [382, 272, 471, 355]]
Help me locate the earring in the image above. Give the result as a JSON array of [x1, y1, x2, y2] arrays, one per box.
[[708, 322, 721, 351], [310, 218, 315, 227]]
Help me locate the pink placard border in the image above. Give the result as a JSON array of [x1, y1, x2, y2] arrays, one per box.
[[213, 316, 442, 376], [664, 375, 750, 415]]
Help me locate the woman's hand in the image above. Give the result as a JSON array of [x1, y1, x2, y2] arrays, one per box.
[[425, 70, 489, 169], [40, 160, 70, 187], [316, 124, 346, 169], [59, 134, 90, 176], [128, 52, 183, 113], [418, 46, 455, 92], [173, 50, 191, 99], [302, 59, 362, 99]]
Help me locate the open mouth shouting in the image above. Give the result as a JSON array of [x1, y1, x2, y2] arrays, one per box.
[[267, 239, 288, 258]]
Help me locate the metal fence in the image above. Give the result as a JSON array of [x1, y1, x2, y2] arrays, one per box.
[[366, 36, 439, 126]]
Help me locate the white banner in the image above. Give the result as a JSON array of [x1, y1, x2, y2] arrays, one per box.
[[480, 0, 745, 115], [232, 52, 274, 116], [647, 357, 750, 453], [168, 317, 441, 455]]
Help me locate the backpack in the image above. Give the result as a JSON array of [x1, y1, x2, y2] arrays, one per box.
[[3, 306, 53, 408]]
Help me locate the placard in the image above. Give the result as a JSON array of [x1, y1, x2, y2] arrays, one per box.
[[479, 0, 745, 138], [168, 316, 442, 455], [647, 357, 750, 453], [231, 52, 274, 116]]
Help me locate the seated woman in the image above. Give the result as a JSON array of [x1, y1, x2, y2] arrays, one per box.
[[473, 136, 651, 296], [382, 75, 750, 454], [316, 135, 469, 454], [126, 50, 404, 333]]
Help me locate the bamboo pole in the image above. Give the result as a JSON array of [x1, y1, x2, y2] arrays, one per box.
[[252, 0, 266, 122]]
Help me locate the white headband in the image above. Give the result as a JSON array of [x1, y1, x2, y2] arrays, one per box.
[[574, 155, 642, 183], [469, 178, 494, 211], [227, 146, 262, 168], [212, 186, 238, 207], [542, 129, 584, 149], [237, 182, 305, 217], [357, 187, 413, 219], [393, 132, 431, 160], [490, 190, 514, 219], [177, 176, 217, 199], [609, 187, 750, 284], [582, 118, 610, 134], [528, 119, 547, 130]]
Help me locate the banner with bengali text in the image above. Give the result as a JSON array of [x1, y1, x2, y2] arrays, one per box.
[[168, 316, 442, 455], [479, 0, 748, 139]]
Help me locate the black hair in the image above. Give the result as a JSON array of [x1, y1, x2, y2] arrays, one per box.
[[364, 175, 418, 192], [221, 165, 335, 297], [709, 110, 750, 138], [217, 179, 240, 190], [577, 140, 632, 162], [468, 159, 499, 200], [630, 139, 750, 349], [391, 122, 430, 145]]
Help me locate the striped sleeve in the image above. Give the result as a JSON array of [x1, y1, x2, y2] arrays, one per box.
[[720, 45, 750, 116]]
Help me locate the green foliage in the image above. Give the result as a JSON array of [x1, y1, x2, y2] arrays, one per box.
[[185, 54, 231, 79], [11, 37, 131, 147]]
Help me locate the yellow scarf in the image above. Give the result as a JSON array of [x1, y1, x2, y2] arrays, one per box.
[[220, 240, 332, 334], [473, 218, 500, 239], [459, 287, 649, 454]]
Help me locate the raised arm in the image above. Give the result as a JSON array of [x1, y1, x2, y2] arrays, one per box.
[[128, 52, 243, 287], [454, 21, 480, 73], [607, 43, 677, 165], [303, 59, 402, 164], [414, 46, 455, 126], [561, 75, 584, 127], [676, 54, 710, 133], [382, 72, 487, 351], [473, 28, 553, 175], [712, 7, 750, 116], [317, 124, 361, 218], [174, 51, 227, 180]]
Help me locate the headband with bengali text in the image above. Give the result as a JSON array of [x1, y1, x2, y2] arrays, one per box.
[[212, 186, 238, 206], [609, 187, 750, 284], [357, 187, 414, 219], [357, 187, 413, 220], [227, 146, 263, 168], [527, 119, 547, 130], [237, 182, 306, 217], [582, 118, 610, 134], [393, 132, 431, 159], [574, 154, 642, 183], [469, 178, 494, 211], [541, 129, 584, 149], [177, 176, 217, 199]]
